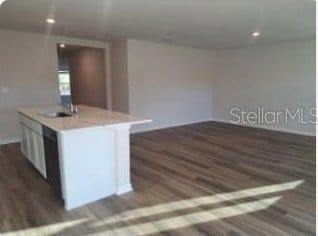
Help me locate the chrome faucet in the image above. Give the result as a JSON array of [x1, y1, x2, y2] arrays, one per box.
[[69, 102, 79, 114], [59, 102, 78, 115]]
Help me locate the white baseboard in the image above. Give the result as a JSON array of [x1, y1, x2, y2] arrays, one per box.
[[0, 137, 21, 145], [131, 118, 315, 137], [130, 118, 213, 134], [211, 118, 315, 137]]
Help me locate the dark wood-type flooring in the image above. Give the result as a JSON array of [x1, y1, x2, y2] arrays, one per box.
[[0, 122, 315, 235]]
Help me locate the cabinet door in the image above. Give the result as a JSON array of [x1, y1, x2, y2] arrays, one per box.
[[25, 126, 32, 161], [21, 122, 47, 179], [36, 134, 47, 178], [30, 129, 47, 178], [21, 124, 29, 157], [28, 129, 39, 167]]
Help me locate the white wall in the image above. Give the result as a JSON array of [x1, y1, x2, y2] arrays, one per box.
[[110, 39, 129, 113], [127, 39, 215, 132], [1, 29, 314, 142], [212, 40, 315, 135], [125, 39, 315, 135], [0, 29, 109, 143]]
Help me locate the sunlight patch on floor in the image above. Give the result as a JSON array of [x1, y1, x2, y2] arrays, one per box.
[[94, 179, 303, 226], [2, 219, 90, 236], [93, 196, 281, 236], [1, 180, 303, 236]]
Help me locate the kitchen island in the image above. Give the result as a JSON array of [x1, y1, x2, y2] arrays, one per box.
[[17, 105, 151, 210]]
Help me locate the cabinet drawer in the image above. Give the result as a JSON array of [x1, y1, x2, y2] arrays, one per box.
[[19, 113, 42, 135]]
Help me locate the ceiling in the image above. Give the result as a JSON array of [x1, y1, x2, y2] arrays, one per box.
[[0, 0, 315, 49]]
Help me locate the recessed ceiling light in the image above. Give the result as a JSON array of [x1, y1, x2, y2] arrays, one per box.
[[59, 44, 66, 48], [252, 31, 260, 38], [46, 18, 56, 24]]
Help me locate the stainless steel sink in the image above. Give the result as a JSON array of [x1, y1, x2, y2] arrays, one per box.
[[39, 111, 74, 118]]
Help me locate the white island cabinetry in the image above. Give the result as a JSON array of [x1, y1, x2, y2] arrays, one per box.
[[17, 105, 151, 210], [19, 114, 47, 178]]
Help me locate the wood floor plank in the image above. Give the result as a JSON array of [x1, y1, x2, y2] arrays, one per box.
[[0, 121, 315, 235]]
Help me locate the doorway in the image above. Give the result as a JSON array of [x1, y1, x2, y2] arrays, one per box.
[[57, 44, 107, 108]]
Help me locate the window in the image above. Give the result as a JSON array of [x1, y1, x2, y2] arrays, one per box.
[[58, 71, 71, 96], [58, 70, 71, 105]]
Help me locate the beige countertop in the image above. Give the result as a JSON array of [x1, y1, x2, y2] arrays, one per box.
[[17, 105, 151, 132]]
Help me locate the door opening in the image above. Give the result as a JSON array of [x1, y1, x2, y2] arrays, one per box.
[[57, 44, 107, 108]]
